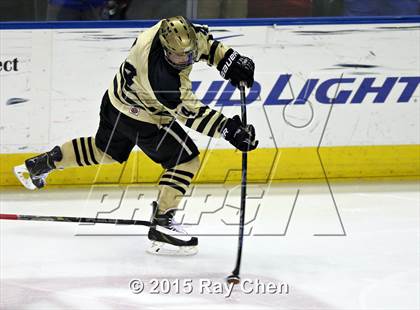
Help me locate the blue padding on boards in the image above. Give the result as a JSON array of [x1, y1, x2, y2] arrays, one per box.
[[1, 16, 419, 30]]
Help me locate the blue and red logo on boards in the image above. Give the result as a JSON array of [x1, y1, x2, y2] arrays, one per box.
[[192, 75, 420, 106]]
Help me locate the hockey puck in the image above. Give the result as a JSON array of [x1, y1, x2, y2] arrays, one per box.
[[226, 274, 240, 285]]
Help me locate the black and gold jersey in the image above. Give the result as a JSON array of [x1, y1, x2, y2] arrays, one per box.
[[108, 20, 230, 138]]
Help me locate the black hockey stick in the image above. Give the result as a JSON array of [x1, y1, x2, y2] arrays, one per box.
[[0, 213, 151, 226], [227, 81, 248, 284]]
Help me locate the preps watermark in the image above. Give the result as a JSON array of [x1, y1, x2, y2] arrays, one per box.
[[129, 278, 290, 298]]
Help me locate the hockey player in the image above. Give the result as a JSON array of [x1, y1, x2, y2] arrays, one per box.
[[15, 16, 257, 255]]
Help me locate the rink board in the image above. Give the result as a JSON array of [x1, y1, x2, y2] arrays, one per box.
[[0, 17, 419, 185], [1, 145, 419, 186]]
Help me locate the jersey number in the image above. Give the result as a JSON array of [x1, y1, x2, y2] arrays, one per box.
[[123, 61, 137, 88]]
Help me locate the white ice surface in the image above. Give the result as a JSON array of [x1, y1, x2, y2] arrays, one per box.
[[1, 182, 419, 310]]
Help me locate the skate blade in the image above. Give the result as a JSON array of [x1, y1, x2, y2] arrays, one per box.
[[146, 241, 198, 256], [13, 164, 37, 190]]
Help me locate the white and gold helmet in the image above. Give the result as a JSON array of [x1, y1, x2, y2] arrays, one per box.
[[159, 16, 198, 70]]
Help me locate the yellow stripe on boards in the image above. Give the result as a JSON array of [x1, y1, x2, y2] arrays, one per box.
[[0, 145, 419, 187]]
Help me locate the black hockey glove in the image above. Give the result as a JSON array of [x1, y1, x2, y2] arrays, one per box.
[[221, 115, 258, 152], [217, 49, 255, 88]]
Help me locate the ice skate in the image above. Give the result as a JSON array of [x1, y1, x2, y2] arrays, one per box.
[[147, 202, 198, 256], [14, 146, 62, 190]]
